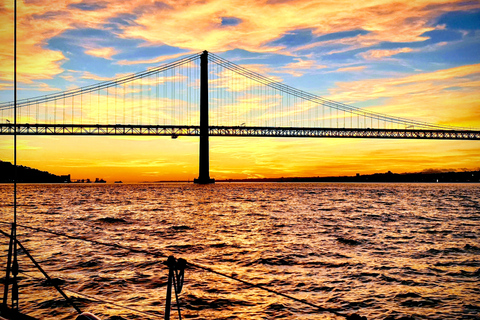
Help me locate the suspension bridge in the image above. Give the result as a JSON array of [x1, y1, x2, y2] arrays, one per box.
[[1, 51, 479, 183]]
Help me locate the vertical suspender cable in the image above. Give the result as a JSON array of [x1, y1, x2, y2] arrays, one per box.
[[140, 77, 143, 125], [72, 96, 74, 125], [156, 72, 159, 125], [123, 84, 125, 125]]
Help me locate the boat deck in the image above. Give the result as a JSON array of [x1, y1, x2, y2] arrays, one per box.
[[0, 306, 38, 320]]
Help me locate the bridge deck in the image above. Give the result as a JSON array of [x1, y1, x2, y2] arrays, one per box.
[[0, 124, 479, 140]]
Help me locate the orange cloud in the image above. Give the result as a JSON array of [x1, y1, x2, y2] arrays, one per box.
[[1, 0, 478, 83], [0, 2, 67, 84], [84, 47, 119, 60], [282, 58, 327, 76], [116, 51, 197, 66], [336, 66, 367, 73], [360, 48, 414, 60], [121, 0, 480, 55], [327, 64, 480, 127]]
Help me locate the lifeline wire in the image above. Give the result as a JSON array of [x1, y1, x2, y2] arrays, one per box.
[[0, 221, 360, 319], [6, 269, 164, 320], [186, 260, 348, 318], [0, 228, 82, 314], [64, 289, 164, 319], [0, 221, 168, 259]]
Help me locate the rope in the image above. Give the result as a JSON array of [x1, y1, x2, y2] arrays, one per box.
[[185, 260, 347, 317], [64, 289, 164, 319], [0, 221, 364, 319]]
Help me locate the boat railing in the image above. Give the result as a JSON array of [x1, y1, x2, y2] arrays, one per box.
[[0, 220, 367, 320]]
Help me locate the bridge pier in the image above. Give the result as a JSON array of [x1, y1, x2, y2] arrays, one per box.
[[194, 51, 215, 184]]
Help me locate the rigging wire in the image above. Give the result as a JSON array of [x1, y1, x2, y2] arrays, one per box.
[[0, 229, 82, 314], [3, 269, 164, 319], [0, 221, 361, 319], [65, 289, 164, 319], [7, 0, 20, 311]]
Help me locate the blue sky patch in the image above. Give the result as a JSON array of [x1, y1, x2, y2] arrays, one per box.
[[68, 1, 108, 11], [221, 17, 242, 26], [420, 29, 464, 44], [436, 9, 480, 30], [270, 29, 314, 47], [107, 13, 139, 28], [115, 45, 189, 62], [32, 10, 69, 21], [270, 29, 370, 49], [47, 28, 141, 76], [221, 48, 277, 60], [321, 48, 369, 63], [314, 29, 370, 42], [396, 36, 480, 70]]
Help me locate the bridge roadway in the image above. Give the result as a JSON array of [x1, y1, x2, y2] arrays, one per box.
[[1, 123, 479, 140]]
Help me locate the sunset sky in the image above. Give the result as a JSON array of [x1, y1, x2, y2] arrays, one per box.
[[0, 0, 479, 182]]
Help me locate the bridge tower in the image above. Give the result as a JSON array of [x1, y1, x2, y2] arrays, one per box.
[[194, 51, 215, 184]]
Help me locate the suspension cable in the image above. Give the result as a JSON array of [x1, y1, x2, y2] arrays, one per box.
[[0, 53, 202, 110], [208, 53, 474, 131]]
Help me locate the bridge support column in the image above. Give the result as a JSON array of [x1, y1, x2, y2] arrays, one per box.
[[194, 51, 215, 184]]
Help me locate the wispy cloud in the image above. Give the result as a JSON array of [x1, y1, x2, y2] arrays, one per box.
[[335, 66, 367, 73], [116, 51, 195, 66], [327, 63, 480, 127], [282, 58, 327, 76], [84, 47, 119, 59], [360, 48, 415, 60]]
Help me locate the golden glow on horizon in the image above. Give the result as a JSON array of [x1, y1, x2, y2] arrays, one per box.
[[1, 136, 478, 183]]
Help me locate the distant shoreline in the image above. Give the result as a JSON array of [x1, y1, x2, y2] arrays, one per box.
[[151, 170, 480, 184], [214, 170, 480, 183], [1, 160, 478, 183]]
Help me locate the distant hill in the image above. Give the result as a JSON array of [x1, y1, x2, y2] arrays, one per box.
[[0, 161, 71, 183], [219, 170, 480, 183]]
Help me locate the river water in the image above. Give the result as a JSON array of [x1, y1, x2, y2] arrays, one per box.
[[0, 183, 479, 320]]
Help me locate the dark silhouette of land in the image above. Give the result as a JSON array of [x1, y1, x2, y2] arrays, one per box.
[[0, 161, 70, 183], [218, 170, 480, 183]]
